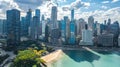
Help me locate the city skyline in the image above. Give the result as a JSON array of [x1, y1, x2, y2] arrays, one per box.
[[0, 0, 120, 23]]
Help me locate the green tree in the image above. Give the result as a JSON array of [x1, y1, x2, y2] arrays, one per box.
[[13, 50, 46, 67]]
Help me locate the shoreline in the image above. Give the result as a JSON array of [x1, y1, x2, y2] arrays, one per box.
[[45, 45, 120, 52], [41, 46, 120, 66], [41, 49, 63, 64]]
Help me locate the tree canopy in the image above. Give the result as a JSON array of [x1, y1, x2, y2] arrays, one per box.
[[13, 49, 46, 67]]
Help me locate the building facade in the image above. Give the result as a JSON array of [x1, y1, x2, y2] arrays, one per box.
[[6, 9, 21, 48]]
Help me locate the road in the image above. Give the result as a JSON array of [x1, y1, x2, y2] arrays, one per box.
[[0, 51, 16, 67]]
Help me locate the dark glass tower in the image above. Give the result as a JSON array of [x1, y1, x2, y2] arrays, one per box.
[[6, 9, 20, 48]]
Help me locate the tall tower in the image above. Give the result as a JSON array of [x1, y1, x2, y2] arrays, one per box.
[[35, 9, 40, 22], [88, 16, 94, 30], [42, 14, 46, 37], [26, 9, 32, 36], [51, 6, 57, 29], [69, 9, 75, 44], [71, 9, 74, 21], [31, 16, 39, 40], [6, 9, 20, 48], [21, 17, 26, 36]]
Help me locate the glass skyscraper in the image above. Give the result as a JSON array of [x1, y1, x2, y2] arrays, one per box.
[[51, 6, 57, 29], [26, 9, 32, 36], [6, 9, 20, 48], [71, 9, 74, 21], [69, 9, 76, 44]]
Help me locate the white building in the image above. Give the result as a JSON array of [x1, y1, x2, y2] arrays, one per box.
[[96, 23, 101, 35], [80, 29, 93, 45], [88, 16, 94, 30]]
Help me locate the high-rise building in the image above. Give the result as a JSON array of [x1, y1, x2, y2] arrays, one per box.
[[51, 28, 61, 44], [97, 33, 114, 47], [88, 16, 94, 30], [71, 9, 74, 21], [96, 22, 101, 35], [21, 17, 26, 36], [35, 9, 40, 21], [51, 6, 57, 29], [31, 16, 39, 40], [107, 18, 111, 25], [45, 24, 49, 42], [6, 9, 20, 48], [61, 16, 67, 40], [0, 19, 3, 35], [80, 24, 93, 45], [109, 21, 119, 46], [2, 20, 7, 35], [68, 9, 76, 44], [100, 24, 106, 34], [26, 9, 32, 36], [66, 18, 70, 43], [69, 20, 76, 44], [93, 21, 97, 36], [76, 18, 86, 35], [35, 9, 41, 36], [41, 15, 46, 37]]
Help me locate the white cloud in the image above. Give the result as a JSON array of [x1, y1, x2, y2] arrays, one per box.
[[112, 0, 119, 3], [75, 7, 120, 23], [101, 1, 110, 4], [101, 6, 108, 9], [57, 0, 66, 2], [0, 0, 120, 24], [0, 0, 21, 19], [62, 0, 90, 11]]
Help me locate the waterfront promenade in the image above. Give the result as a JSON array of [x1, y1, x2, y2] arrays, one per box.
[[44, 43, 120, 51]]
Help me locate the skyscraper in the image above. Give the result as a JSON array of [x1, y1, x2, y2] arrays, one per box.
[[21, 17, 28, 37], [61, 16, 67, 39], [2, 20, 7, 35], [51, 6, 57, 29], [45, 24, 49, 42], [31, 16, 39, 40], [80, 24, 93, 45], [0, 19, 3, 35], [69, 9, 75, 44], [109, 21, 119, 46], [69, 20, 76, 44], [66, 18, 70, 43], [71, 9, 74, 21], [35, 9, 40, 22], [26, 9, 32, 36], [88, 16, 94, 30], [35, 9, 41, 37], [6, 9, 20, 48], [77, 18, 86, 35], [41, 15, 46, 37]]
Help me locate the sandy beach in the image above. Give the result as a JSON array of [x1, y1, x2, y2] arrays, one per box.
[[41, 49, 63, 63]]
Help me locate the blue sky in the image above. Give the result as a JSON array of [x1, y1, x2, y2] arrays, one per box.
[[0, 0, 120, 22]]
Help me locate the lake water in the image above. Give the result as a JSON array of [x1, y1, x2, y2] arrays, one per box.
[[50, 50, 120, 67]]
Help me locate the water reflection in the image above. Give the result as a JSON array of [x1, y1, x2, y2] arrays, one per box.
[[51, 48, 120, 67]]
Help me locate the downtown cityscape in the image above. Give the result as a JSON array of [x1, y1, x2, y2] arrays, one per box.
[[0, 0, 120, 67]]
